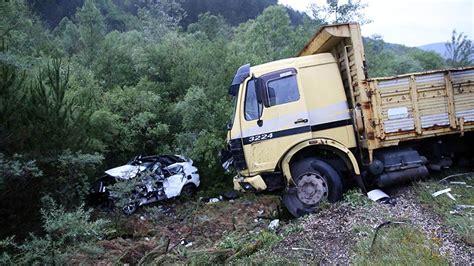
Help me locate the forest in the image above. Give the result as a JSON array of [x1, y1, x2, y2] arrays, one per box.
[[1, 0, 472, 263]]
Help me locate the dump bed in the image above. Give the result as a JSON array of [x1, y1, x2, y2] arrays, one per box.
[[368, 67, 474, 144], [299, 23, 474, 161]]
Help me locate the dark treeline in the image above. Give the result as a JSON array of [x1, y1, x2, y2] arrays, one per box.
[[27, 0, 309, 29], [0, 0, 464, 263]]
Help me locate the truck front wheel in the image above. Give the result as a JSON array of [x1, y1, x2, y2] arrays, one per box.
[[283, 157, 343, 217]]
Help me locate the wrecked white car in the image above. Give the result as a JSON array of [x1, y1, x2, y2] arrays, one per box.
[[89, 155, 200, 214]]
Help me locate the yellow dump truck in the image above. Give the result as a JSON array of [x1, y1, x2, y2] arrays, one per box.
[[221, 23, 474, 217]]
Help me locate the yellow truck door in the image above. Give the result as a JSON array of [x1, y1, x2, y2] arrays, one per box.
[[240, 68, 311, 174]]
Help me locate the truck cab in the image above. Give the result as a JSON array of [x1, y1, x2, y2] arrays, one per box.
[[223, 53, 361, 216]]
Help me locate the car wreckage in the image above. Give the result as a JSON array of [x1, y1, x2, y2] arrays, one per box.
[[89, 154, 200, 214]]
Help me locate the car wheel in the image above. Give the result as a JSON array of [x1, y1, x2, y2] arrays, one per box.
[[122, 202, 137, 215], [181, 184, 197, 197], [283, 157, 343, 218]]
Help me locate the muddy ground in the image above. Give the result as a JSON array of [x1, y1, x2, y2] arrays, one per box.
[[80, 177, 473, 264]]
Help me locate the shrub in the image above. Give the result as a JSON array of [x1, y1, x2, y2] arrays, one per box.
[[54, 150, 104, 207], [0, 196, 113, 264]]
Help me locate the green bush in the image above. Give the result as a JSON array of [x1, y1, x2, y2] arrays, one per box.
[[0, 196, 113, 265], [54, 150, 104, 207], [0, 153, 43, 192]]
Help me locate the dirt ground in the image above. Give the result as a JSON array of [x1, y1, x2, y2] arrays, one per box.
[[85, 194, 282, 264], [271, 186, 472, 264], [82, 178, 473, 264]]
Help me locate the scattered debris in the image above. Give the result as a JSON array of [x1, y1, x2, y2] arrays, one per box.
[[432, 187, 457, 201], [208, 198, 220, 203], [432, 188, 451, 197], [205, 192, 239, 204], [291, 247, 313, 252], [450, 181, 467, 185], [446, 192, 456, 201], [367, 189, 396, 206], [367, 189, 389, 201], [221, 191, 239, 200], [455, 204, 474, 209], [268, 219, 280, 230]]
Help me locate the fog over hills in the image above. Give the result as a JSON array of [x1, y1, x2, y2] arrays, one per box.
[[418, 42, 448, 59]]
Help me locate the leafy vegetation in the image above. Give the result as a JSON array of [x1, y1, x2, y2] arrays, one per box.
[[310, 0, 372, 25], [342, 188, 373, 207], [0, 196, 112, 265], [364, 35, 446, 77]]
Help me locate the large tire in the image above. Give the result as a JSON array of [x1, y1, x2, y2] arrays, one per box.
[[283, 157, 343, 217]]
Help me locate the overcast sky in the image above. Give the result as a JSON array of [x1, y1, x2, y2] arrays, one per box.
[[278, 0, 473, 47]]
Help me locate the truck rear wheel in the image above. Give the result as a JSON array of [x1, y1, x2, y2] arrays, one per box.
[[283, 157, 343, 217]]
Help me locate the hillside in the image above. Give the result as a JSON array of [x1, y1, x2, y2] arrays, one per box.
[[363, 37, 446, 77]]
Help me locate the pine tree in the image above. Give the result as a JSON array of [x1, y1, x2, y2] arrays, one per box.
[[445, 30, 473, 68], [76, 0, 105, 66]]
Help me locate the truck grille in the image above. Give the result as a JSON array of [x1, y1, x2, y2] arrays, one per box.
[[229, 139, 247, 170]]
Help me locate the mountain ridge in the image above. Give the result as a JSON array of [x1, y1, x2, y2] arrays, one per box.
[[418, 42, 448, 58]]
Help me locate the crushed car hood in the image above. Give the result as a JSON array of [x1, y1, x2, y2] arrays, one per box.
[[105, 165, 146, 180]]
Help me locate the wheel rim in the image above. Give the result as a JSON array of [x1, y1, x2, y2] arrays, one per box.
[[296, 172, 328, 205], [123, 203, 136, 214]]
